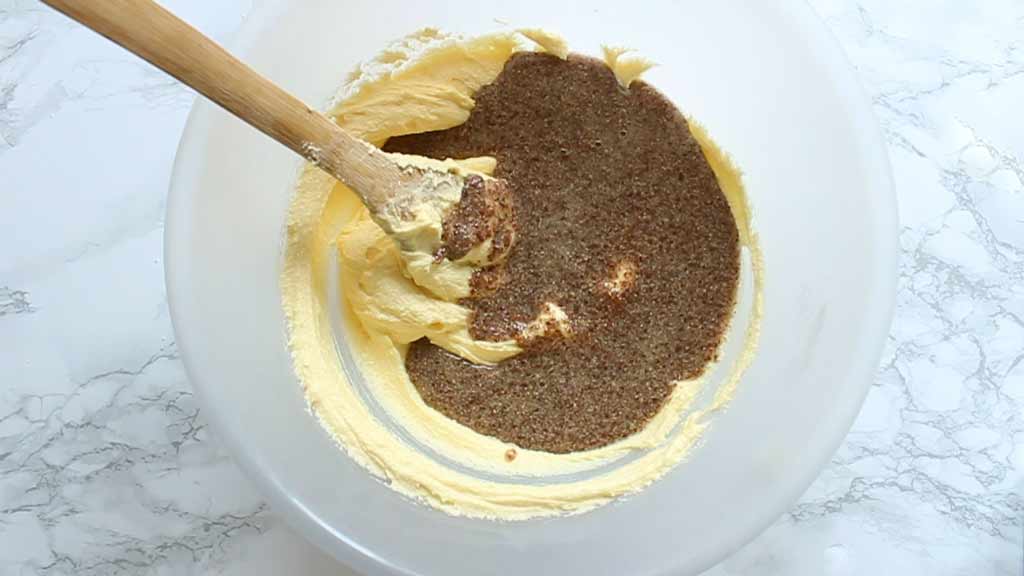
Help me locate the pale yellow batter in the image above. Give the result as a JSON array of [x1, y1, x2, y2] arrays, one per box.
[[281, 28, 763, 520]]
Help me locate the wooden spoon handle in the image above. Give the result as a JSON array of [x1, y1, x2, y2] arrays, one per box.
[[41, 0, 395, 208]]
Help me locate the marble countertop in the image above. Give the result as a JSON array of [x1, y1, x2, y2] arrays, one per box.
[[2, 0, 1021, 574]]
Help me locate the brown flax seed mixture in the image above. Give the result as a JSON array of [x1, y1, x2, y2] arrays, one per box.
[[384, 53, 740, 454]]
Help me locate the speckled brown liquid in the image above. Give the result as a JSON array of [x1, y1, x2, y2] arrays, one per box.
[[385, 53, 740, 454]]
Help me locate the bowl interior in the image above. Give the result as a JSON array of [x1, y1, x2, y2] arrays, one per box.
[[166, 1, 896, 575]]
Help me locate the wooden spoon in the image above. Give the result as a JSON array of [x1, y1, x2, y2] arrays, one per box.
[[42, 0, 515, 262]]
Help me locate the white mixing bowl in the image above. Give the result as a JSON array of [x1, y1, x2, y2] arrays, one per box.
[[165, 0, 897, 574]]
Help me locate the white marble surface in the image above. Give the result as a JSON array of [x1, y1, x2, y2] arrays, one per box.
[[1, 0, 1022, 574]]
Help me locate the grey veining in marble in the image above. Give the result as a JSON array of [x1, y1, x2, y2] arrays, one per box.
[[0, 287, 34, 316], [1, 0, 1021, 574]]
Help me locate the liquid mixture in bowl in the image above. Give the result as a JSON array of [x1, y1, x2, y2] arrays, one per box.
[[282, 29, 762, 520]]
